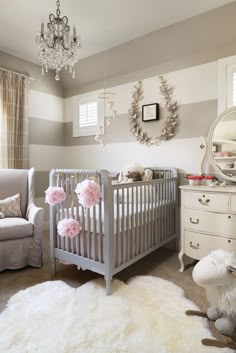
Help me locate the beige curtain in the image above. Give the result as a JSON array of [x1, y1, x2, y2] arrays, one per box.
[[0, 69, 29, 169]]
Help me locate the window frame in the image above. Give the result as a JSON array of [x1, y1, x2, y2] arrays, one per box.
[[73, 92, 104, 137], [218, 55, 236, 115]]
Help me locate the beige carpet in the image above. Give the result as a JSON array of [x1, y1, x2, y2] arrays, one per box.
[[0, 232, 232, 346]]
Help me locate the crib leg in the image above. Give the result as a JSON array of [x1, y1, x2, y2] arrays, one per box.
[[51, 258, 56, 278], [105, 278, 112, 296]]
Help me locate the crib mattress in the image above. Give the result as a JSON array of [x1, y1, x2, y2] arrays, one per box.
[[58, 200, 175, 234]]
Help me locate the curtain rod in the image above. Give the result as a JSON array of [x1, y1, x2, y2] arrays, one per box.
[[0, 67, 36, 81]]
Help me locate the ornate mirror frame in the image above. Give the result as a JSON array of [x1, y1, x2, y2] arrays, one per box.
[[208, 106, 236, 182]]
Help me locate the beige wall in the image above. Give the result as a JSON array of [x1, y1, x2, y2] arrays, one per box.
[[62, 1, 236, 97]]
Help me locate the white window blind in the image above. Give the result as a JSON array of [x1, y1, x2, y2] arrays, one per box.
[[227, 64, 236, 108], [79, 101, 98, 128], [232, 72, 236, 106], [73, 91, 104, 137]]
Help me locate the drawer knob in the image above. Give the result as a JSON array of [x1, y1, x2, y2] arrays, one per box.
[[228, 240, 231, 243], [190, 241, 200, 250], [198, 198, 210, 205], [228, 216, 231, 219], [190, 218, 199, 224]]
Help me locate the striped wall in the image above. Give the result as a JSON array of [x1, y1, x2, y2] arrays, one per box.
[[28, 90, 65, 228], [63, 61, 218, 179]]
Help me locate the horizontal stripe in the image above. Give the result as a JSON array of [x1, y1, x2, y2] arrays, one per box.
[[29, 145, 66, 171], [63, 2, 236, 97], [29, 117, 64, 146], [64, 100, 217, 146], [29, 90, 64, 122], [64, 61, 217, 121], [64, 137, 208, 175]]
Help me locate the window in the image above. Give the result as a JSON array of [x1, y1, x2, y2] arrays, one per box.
[[218, 55, 236, 115], [227, 65, 236, 107], [73, 92, 104, 137]]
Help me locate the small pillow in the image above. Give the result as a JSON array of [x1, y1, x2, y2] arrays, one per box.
[[142, 169, 153, 181], [0, 194, 22, 217], [0, 212, 5, 219]]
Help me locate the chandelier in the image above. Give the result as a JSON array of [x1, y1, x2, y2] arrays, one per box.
[[36, 0, 81, 81]]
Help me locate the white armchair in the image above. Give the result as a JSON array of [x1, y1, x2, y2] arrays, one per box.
[[0, 168, 44, 271]]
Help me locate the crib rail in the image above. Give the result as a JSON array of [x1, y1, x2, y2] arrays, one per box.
[[49, 167, 178, 294]]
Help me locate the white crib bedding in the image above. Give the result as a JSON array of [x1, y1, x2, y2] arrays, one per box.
[[58, 200, 175, 234]]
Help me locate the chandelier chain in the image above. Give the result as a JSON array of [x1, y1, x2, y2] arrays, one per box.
[[56, 0, 60, 17]]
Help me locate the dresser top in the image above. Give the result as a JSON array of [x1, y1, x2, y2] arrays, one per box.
[[179, 184, 236, 193]]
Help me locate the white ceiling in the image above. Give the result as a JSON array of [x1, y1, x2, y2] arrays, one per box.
[[0, 0, 235, 64]]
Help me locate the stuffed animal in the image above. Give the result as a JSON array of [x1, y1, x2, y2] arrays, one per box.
[[192, 249, 236, 337], [118, 163, 153, 183]]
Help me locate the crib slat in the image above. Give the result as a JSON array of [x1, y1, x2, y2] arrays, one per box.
[[154, 183, 157, 246], [148, 185, 151, 249], [121, 188, 125, 264], [117, 189, 121, 266], [93, 205, 96, 261], [140, 186, 144, 253], [164, 182, 167, 241], [151, 184, 154, 246], [98, 199, 102, 263], [81, 207, 85, 257], [131, 186, 135, 258], [87, 208, 91, 259], [144, 185, 147, 251], [168, 180, 171, 237], [159, 182, 163, 244], [126, 187, 130, 261], [136, 186, 139, 256]]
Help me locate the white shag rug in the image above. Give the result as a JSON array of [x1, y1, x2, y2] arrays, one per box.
[[0, 276, 231, 353]]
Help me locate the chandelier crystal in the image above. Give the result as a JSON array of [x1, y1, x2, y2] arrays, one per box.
[[36, 0, 81, 81]]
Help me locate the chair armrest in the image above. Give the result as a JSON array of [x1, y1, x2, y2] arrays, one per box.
[[27, 204, 44, 241]]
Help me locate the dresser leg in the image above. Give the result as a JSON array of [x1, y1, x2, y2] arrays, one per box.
[[178, 250, 186, 272]]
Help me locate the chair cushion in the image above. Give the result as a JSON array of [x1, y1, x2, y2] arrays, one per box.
[[0, 194, 22, 217], [0, 218, 33, 240]]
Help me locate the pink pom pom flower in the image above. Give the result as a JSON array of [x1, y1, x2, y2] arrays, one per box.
[[75, 179, 102, 209], [57, 218, 82, 238], [45, 186, 66, 206]]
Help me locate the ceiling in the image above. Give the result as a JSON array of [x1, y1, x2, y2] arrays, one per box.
[[0, 0, 235, 65]]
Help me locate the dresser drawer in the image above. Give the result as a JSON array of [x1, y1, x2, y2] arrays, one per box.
[[183, 191, 229, 212], [184, 230, 236, 260], [230, 195, 236, 213], [183, 209, 236, 238]]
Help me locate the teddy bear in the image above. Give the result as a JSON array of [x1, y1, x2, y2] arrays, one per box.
[[118, 163, 153, 183]]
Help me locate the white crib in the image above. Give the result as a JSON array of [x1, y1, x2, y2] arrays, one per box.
[[49, 167, 178, 294]]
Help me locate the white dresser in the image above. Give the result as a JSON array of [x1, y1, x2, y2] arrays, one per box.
[[179, 184, 236, 271]]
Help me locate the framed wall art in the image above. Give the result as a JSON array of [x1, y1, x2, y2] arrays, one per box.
[[142, 103, 159, 122]]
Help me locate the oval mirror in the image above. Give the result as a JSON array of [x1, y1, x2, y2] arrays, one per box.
[[208, 107, 236, 181]]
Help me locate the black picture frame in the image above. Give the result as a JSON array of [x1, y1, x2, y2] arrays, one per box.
[[142, 103, 159, 122]]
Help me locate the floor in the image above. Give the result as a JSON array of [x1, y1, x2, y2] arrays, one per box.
[[0, 232, 232, 345]]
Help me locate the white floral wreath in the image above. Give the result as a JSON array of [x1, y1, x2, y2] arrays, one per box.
[[128, 76, 178, 146]]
